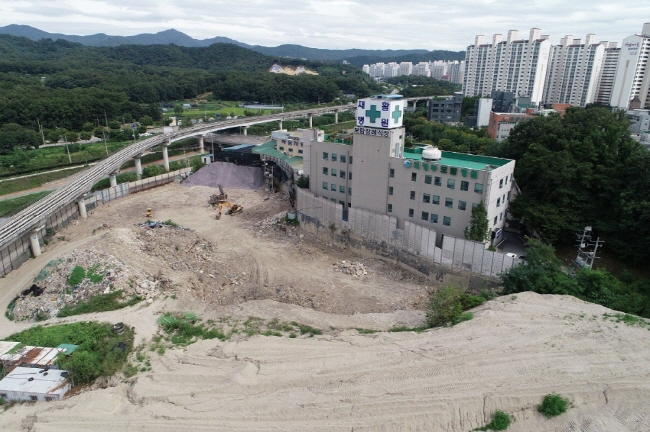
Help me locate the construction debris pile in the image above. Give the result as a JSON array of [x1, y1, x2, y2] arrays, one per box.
[[333, 261, 369, 276], [7, 249, 162, 321]]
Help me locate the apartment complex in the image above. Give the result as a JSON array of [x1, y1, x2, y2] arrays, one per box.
[[463, 28, 552, 104], [594, 43, 620, 105], [362, 60, 465, 84], [610, 23, 650, 110], [307, 95, 515, 243]]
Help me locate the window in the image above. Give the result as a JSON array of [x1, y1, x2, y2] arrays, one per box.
[[432, 195, 440, 205], [430, 214, 438, 223], [340, 155, 346, 163], [279, 146, 284, 151], [496, 198, 501, 207], [350, 156, 353, 164], [322, 182, 328, 190], [298, 149, 303, 154], [339, 185, 345, 193], [349, 172, 352, 180], [421, 211, 429, 221], [331, 168, 337, 177], [461, 181, 469, 191], [500, 212, 503, 221], [331, 183, 336, 191], [494, 216, 498, 225], [389, 186, 393, 196], [443, 216, 451, 226], [348, 187, 352, 195], [388, 204, 393, 213], [475, 183, 484, 194], [447, 179, 455, 189], [323, 152, 328, 160], [340, 170, 346, 178], [288, 148, 293, 152], [424, 175, 432, 184], [499, 178, 504, 188], [408, 208, 414, 218], [390, 168, 395, 178], [423, 193, 431, 203], [434, 176, 442, 186], [339, 200, 345, 206], [411, 173, 417, 182], [331, 198, 337, 203], [445, 198, 453, 208], [410, 191, 416, 200], [323, 167, 328, 175], [332, 153, 338, 162], [458, 200, 467, 211], [30, 396, 38, 401]]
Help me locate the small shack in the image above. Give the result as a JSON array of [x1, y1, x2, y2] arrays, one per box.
[[0, 346, 65, 372], [0, 367, 70, 402]]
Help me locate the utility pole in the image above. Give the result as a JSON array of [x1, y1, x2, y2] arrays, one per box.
[[37, 119, 45, 147], [573, 226, 604, 271]]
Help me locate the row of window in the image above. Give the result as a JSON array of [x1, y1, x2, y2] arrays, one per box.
[[277, 146, 303, 154], [388, 205, 453, 226], [323, 152, 350, 163], [390, 170, 485, 194], [322, 182, 351, 195], [322, 167, 352, 180]]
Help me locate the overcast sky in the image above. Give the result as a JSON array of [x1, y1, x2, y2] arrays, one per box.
[[1, 1, 649, 51]]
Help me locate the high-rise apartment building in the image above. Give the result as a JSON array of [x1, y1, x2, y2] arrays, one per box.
[[542, 34, 606, 106], [412, 62, 431, 77], [610, 23, 650, 110], [594, 43, 620, 105], [448, 61, 465, 85], [463, 28, 552, 104], [400, 62, 413, 76]]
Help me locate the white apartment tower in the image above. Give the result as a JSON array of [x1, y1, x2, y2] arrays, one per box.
[[594, 43, 620, 105], [463, 28, 552, 104], [448, 61, 465, 85], [400, 62, 413, 76], [610, 23, 650, 110], [412, 62, 431, 77], [542, 34, 606, 106]]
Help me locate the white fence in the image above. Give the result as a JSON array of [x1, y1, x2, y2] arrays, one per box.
[[296, 188, 519, 278]]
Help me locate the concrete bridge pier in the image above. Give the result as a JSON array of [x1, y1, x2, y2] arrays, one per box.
[[334, 109, 339, 124], [162, 142, 170, 171], [198, 136, 205, 153], [30, 227, 42, 257], [278, 120, 283, 130], [243, 126, 248, 136], [77, 195, 87, 219], [308, 113, 313, 128], [135, 155, 143, 180], [109, 171, 118, 188]]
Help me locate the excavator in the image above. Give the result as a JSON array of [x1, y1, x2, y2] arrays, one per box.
[[215, 201, 243, 220], [210, 185, 243, 220]]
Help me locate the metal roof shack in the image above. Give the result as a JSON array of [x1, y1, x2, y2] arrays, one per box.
[[0, 341, 21, 356], [0, 367, 70, 402], [0, 346, 65, 371]]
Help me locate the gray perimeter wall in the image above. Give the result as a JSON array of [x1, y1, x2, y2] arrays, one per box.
[[296, 188, 519, 279]]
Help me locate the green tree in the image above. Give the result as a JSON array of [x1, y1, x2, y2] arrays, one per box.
[[174, 104, 184, 115], [464, 201, 489, 242], [64, 131, 79, 143], [79, 131, 92, 141]]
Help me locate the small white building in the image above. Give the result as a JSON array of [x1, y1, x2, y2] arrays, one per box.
[[0, 367, 71, 402]]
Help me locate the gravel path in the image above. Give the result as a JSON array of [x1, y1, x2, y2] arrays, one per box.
[[182, 161, 264, 190]]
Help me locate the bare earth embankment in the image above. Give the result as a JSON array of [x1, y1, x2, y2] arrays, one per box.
[[0, 180, 649, 432]]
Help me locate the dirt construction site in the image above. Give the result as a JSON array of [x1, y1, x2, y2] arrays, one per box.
[[1, 164, 650, 431]]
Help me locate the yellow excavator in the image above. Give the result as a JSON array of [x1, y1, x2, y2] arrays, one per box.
[[216, 202, 243, 219]]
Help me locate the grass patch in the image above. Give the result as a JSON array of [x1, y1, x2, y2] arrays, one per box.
[[158, 312, 229, 346], [4, 321, 134, 384], [537, 393, 570, 418], [86, 264, 104, 283], [388, 325, 428, 333], [474, 410, 512, 431], [354, 328, 378, 334], [426, 285, 495, 328], [0, 167, 87, 196], [0, 191, 51, 217], [67, 266, 86, 286], [57, 291, 142, 317], [603, 312, 650, 329], [290, 322, 322, 337]]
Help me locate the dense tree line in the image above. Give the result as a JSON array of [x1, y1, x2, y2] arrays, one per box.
[[493, 106, 650, 265], [385, 76, 461, 97], [0, 34, 381, 154]]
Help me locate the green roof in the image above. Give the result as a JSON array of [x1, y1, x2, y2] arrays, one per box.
[[403, 146, 511, 171], [56, 343, 78, 355], [253, 141, 304, 168]]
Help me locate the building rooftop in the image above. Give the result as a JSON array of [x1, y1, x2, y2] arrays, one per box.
[[0, 367, 69, 395], [370, 94, 404, 100], [402, 146, 511, 170], [253, 141, 304, 170]]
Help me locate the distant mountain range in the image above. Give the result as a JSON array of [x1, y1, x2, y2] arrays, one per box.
[[0, 24, 464, 65]]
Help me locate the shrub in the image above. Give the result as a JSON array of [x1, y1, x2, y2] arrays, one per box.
[[537, 393, 569, 418], [296, 174, 309, 188], [426, 285, 464, 327], [57, 291, 141, 317], [67, 266, 86, 286], [475, 410, 512, 431]]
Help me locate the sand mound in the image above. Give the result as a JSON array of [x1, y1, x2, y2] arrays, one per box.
[[182, 161, 264, 190]]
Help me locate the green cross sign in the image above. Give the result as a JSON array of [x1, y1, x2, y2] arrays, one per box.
[[365, 105, 381, 123], [392, 105, 402, 123]]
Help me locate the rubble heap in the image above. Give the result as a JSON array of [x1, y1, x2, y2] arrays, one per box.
[[333, 261, 368, 276]]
